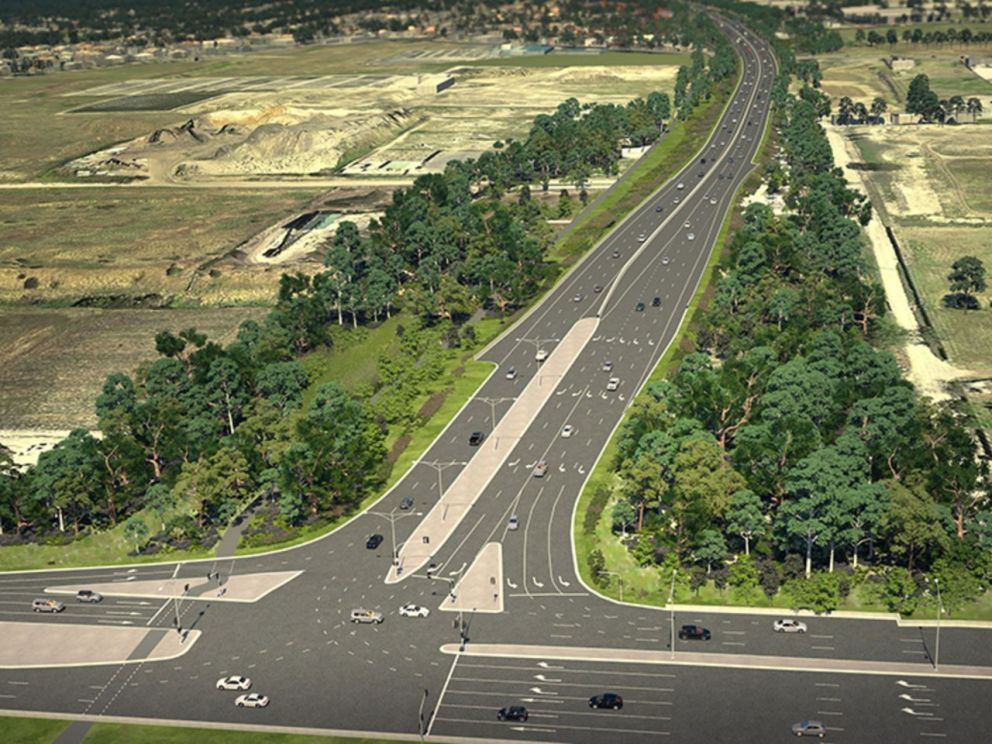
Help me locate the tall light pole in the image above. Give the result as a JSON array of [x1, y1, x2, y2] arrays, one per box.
[[668, 567, 678, 659], [420, 460, 465, 504], [934, 577, 942, 671], [516, 336, 560, 375], [477, 397, 515, 445], [598, 569, 623, 602], [368, 507, 423, 569]]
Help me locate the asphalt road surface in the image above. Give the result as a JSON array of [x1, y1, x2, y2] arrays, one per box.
[[1, 13, 989, 744]]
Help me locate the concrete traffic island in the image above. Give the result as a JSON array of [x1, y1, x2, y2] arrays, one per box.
[[440, 643, 992, 680], [44, 570, 302, 603], [387, 317, 599, 584], [438, 542, 503, 614], [0, 622, 201, 669]]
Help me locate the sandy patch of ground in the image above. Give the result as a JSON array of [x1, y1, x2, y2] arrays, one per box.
[[827, 124, 977, 401]]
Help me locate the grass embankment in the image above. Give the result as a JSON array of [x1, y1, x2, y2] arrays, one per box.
[[0, 716, 394, 744], [550, 82, 732, 268], [463, 51, 691, 69]]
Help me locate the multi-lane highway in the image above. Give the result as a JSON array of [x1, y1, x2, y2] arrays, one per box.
[[1, 13, 989, 744]]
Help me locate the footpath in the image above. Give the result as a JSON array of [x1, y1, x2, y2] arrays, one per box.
[[441, 642, 992, 680]]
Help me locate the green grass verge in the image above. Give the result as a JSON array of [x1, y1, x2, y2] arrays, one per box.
[[0, 716, 70, 744], [81, 722, 393, 744], [550, 82, 733, 268]]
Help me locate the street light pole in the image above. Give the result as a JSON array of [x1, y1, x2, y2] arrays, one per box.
[[421, 460, 464, 503], [935, 577, 941, 671], [668, 568, 678, 659], [477, 397, 515, 445]]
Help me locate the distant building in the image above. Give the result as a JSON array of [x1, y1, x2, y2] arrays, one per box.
[[885, 55, 915, 72], [416, 73, 455, 95]]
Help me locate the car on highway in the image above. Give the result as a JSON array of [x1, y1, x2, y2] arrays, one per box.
[[366, 534, 384, 550], [533, 460, 548, 478], [606, 377, 620, 391], [216, 676, 252, 691], [638, 233, 646, 242], [399, 496, 414, 510], [593, 284, 603, 293], [589, 693, 624, 710], [75, 590, 103, 603], [683, 221, 691, 229], [773, 618, 808, 633], [505, 367, 517, 380], [655, 204, 663, 213], [32, 599, 65, 613], [676, 182, 685, 190], [602, 360, 613, 372], [662, 256, 670, 265], [573, 292, 584, 302], [652, 297, 661, 307], [508, 515, 519, 531], [612, 249, 621, 258], [673, 196, 680, 204], [678, 624, 711, 641], [791, 720, 826, 738], [710, 197, 717, 205], [351, 608, 384, 624], [687, 233, 695, 241], [635, 302, 645, 312], [497, 706, 528, 722], [536, 348, 548, 362], [561, 424, 574, 438], [469, 431, 485, 446], [235, 693, 269, 709], [399, 604, 430, 619]]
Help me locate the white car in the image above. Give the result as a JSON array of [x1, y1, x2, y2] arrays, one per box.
[[638, 234, 646, 242], [683, 221, 691, 229], [508, 515, 519, 531], [662, 256, 670, 265], [710, 198, 717, 205], [217, 676, 252, 691], [773, 618, 808, 633], [399, 604, 430, 619], [573, 293, 583, 302], [687, 233, 695, 241], [606, 377, 620, 391], [676, 182, 685, 190], [535, 348, 548, 363], [235, 693, 269, 708], [561, 424, 574, 438], [505, 367, 517, 380], [673, 196, 680, 204], [602, 360, 613, 372]]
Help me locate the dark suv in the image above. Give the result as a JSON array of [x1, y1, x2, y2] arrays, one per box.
[[679, 624, 711, 641], [652, 297, 661, 307], [366, 534, 384, 550], [468, 431, 485, 446], [497, 706, 528, 722], [589, 693, 624, 710]]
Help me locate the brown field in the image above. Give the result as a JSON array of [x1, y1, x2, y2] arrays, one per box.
[[0, 306, 267, 429]]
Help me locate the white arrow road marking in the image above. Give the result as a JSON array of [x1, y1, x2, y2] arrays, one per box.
[[534, 674, 561, 682], [532, 577, 545, 588], [449, 563, 466, 577], [537, 661, 564, 669], [507, 578, 518, 589], [529, 687, 557, 695], [632, 338, 639, 345], [606, 337, 615, 343], [511, 726, 557, 733], [901, 708, 940, 718], [619, 394, 626, 401], [619, 337, 626, 344], [558, 576, 571, 587], [508, 459, 520, 467], [571, 390, 581, 397], [897, 681, 932, 690], [649, 339, 655, 346], [556, 388, 566, 396], [899, 694, 932, 703], [558, 464, 566, 472], [577, 466, 585, 475], [593, 336, 601, 341], [521, 697, 564, 704]]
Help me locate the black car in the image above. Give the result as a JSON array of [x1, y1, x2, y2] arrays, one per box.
[[679, 624, 711, 641], [399, 496, 414, 510], [468, 431, 485, 446], [589, 693, 624, 710], [635, 302, 645, 312], [652, 297, 661, 307], [497, 706, 528, 722], [366, 534, 384, 550], [655, 204, 663, 213]]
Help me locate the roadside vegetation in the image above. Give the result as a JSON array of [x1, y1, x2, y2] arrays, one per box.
[[0, 9, 738, 569], [578, 10, 992, 621]]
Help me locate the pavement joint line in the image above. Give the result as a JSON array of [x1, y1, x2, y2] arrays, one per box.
[[438, 644, 992, 680]]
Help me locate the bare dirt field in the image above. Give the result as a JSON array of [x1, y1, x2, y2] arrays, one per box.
[[0, 306, 266, 430]]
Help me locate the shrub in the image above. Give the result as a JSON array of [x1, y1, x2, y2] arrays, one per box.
[[942, 292, 980, 310], [880, 567, 919, 614], [783, 572, 842, 613], [584, 486, 610, 535], [757, 558, 783, 598], [587, 549, 607, 587], [782, 554, 805, 582]]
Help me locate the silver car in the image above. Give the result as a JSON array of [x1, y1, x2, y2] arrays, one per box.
[[773, 618, 808, 633], [532, 460, 548, 478], [791, 720, 826, 738], [32, 598, 65, 613], [350, 608, 384, 624]]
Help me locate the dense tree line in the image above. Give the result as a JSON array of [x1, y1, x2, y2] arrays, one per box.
[[904, 73, 984, 122], [601, 63, 991, 614], [855, 26, 992, 48], [0, 68, 713, 549]]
